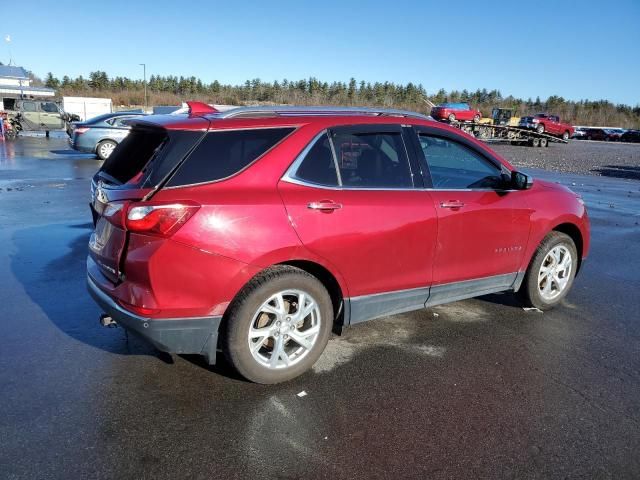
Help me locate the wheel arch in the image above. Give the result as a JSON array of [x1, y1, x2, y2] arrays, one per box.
[[95, 137, 117, 152], [221, 258, 348, 336], [276, 260, 346, 331], [551, 222, 584, 273]]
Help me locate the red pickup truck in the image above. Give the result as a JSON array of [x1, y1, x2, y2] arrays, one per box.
[[519, 114, 574, 140]]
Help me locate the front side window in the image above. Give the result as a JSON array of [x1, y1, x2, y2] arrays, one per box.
[[418, 134, 503, 189], [22, 102, 37, 112], [41, 102, 59, 113], [331, 131, 413, 188], [168, 127, 294, 187], [294, 133, 339, 186]]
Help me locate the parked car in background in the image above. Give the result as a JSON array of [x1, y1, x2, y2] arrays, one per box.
[[431, 103, 482, 122], [70, 111, 145, 160], [87, 104, 590, 384], [583, 128, 608, 141], [621, 130, 640, 143], [572, 126, 588, 139], [518, 114, 574, 140], [3, 99, 79, 135], [603, 128, 625, 141]]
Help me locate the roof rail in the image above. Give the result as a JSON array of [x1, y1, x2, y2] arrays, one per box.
[[215, 105, 432, 120]]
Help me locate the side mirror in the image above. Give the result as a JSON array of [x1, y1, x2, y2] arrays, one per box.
[[511, 171, 533, 190]]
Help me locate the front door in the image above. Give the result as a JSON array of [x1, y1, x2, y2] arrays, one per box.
[[278, 125, 438, 323], [413, 128, 532, 299], [39, 102, 64, 129]]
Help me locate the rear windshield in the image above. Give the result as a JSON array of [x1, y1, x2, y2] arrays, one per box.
[[100, 129, 168, 184], [98, 128, 205, 186], [166, 127, 295, 187]]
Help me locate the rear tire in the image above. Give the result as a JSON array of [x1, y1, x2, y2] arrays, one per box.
[[96, 140, 117, 160], [532, 137, 541, 147], [540, 137, 548, 147], [223, 266, 333, 384], [473, 114, 480, 123], [518, 232, 577, 310]]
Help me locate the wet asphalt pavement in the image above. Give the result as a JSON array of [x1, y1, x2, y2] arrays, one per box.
[[1, 136, 639, 479]]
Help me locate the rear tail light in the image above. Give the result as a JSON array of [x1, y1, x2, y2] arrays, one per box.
[[74, 127, 89, 135], [102, 201, 127, 228], [117, 299, 160, 316], [126, 202, 200, 237]]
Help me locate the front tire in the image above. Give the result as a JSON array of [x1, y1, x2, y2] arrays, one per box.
[[96, 140, 117, 160], [519, 232, 577, 310], [448, 113, 456, 122], [536, 124, 545, 134], [562, 131, 570, 141], [223, 266, 333, 384]]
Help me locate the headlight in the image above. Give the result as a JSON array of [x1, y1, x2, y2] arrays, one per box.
[[532, 119, 539, 123]]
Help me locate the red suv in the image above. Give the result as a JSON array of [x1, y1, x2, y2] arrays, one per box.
[[88, 105, 590, 383]]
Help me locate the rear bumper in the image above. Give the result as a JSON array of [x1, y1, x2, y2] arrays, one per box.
[[87, 275, 222, 364], [69, 137, 95, 153]]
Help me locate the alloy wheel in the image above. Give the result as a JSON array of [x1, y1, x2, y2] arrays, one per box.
[[99, 142, 116, 159], [248, 290, 321, 369], [538, 245, 573, 301]]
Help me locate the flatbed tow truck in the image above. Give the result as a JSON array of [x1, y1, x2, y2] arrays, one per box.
[[451, 119, 568, 147], [429, 105, 569, 147]]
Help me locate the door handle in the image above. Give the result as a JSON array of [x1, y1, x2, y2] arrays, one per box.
[[307, 201, 342, 211], [440, 200, 465, 209]]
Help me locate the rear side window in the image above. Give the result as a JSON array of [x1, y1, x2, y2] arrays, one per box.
[[331, 131, 413, 188], [167, 128, 294, 187], [294, 133, 339, 186]]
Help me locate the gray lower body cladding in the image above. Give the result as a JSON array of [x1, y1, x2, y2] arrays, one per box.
[[347, 272, 519, 325], [87, 276, 222, 364]]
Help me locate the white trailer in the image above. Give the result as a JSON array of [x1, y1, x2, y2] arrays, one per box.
[[62, 96, 112, 122]]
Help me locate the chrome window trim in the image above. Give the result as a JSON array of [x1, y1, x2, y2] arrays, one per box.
[[282, 128, 419, 191]]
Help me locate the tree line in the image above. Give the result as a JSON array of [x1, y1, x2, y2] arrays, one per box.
[[40, 71, 640, 128]]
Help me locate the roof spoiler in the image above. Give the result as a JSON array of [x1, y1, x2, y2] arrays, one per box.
[[186, 101, 219, 116]]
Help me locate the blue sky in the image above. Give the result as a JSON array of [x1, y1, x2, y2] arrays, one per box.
[[3, 0, 639, 105]]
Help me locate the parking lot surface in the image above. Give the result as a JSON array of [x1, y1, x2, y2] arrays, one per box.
[[1, 136, 639, 479]]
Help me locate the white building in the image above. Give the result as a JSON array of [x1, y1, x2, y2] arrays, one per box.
[[0, 65, 55, 107]]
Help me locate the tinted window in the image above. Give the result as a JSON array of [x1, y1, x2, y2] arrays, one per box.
[[41, 102, 59, 113], [100, 129, 168, 184], [111, 116, 137, 127], [168, 128, 294, 187], [418, 134, 502, 189], [294, 133, 338, 186], [22, 102, 37, 112], [331, 131, 412, 188]]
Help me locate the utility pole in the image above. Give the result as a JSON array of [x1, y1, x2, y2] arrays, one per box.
[[139, 63, 147, 112]]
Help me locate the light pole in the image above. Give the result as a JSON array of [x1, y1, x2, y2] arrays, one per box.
[[139, 63, 147, 112]]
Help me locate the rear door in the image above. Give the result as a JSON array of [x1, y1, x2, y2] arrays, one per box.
[[278, 125, 438, 322], [413, 126, 532, 292]]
